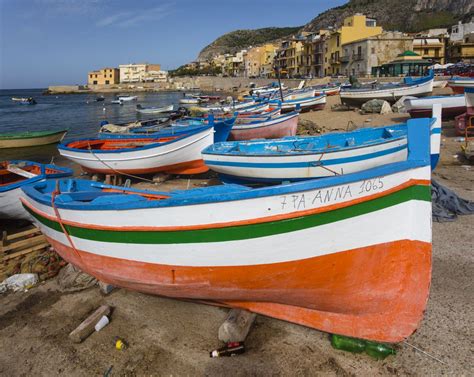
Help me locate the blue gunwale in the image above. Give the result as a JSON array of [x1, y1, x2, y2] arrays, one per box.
[[1, 160, 73, 193]]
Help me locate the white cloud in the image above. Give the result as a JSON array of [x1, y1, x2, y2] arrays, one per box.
[[95, 3, 174, 28]]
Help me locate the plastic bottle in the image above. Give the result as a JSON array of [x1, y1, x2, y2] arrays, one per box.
[[331, 334, 366, 353], [365, 341, 396, 360], [210, 342, 245, 357]]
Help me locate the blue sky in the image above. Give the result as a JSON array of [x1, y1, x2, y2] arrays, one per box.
[[0, 0, 347, 89]]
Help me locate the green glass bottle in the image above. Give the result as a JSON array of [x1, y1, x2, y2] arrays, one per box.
[[364, 341, 396, 360], [331, 334, 366, 353]]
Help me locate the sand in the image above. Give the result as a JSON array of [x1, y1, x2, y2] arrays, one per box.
[[0, 88, 473, 376]]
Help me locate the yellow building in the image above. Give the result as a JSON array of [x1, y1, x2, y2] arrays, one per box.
[[87, 68, 119, 86], [413, 36, 446, 64], [244, 44, 277, 77], [448, 34, 474, 63], [276, 38, 304, 78], [324, 14, 383, 76]]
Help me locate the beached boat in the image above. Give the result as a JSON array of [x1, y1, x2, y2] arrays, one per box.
[[404, 95, 465, 119], [21, 118, 433, 343], [0, 161, 72, 220], [271, 94, 326, 113], [198, 100, 259, 113], [203, 105, 441, 183], [229, 111, 299, 141], [179, 97, 201, 105], [448, 77, 474, 94], [340, 71, 434, 106], [136, 104, 174, 115], [283, 89, 316, 101], [11, 97, 36, 105], [311, 84, 341, 96], [58, 124, 230, 175], [0, 129, 68, 149], [433, 80, 448, 89], [454, 88, 474, 136]]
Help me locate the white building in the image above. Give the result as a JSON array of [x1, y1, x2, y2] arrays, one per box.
[[450, 19, 474, 42], [119, 63, 165, 83]]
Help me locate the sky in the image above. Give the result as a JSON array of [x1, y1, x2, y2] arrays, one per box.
[[0, 0, 347, 89]]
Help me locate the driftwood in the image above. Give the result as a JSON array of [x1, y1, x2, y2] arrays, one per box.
[[69, 305, 111, 343]]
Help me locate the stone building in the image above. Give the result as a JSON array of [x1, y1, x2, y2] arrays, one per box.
[[87, 68, 119, 85], [340, 32, 413, 77]]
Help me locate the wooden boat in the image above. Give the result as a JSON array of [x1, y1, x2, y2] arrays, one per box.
[[136, 104, 174, 114], [311, 84, 341, 96], [271, 94, 326, 113], [283, 89, 316, 101], [340, 71, 434, 106], [0, 160, 72, 220], [203, 105, 442, 183], [433, 80, 448, 89], [99, 115, 236, 143], [454, 88, 474, 136], [0, 129, 68, 149], [198, 100, 258, 113], [405, 95, 465, 119], [58, 125, 226, 175], [448, 77, 474, 94], [11, 97, 36, 105], [229, 111, 299, 141], [21, 119, 433, 343]]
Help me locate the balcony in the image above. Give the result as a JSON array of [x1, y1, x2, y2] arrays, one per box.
[[340, 55, 350, 63], [330, 57, 340, 64]]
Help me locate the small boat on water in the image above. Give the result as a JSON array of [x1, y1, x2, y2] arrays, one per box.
[[203, 105, 442, 183], [271, 94, 326, 113], [340, 70, 434, 106], [229, 111, 299, 141], [118, 95, 138, 102], [404, 95, 465, 119], [0, 129, 68, 149], [136, 104, 174, 115], [448, 77, 474, 94], [58, 123, 232, 175], [0, 160, 72, 220], [21, 118, 433, 343], [96, 96, 105, 102], [11, 97, 36, 105]]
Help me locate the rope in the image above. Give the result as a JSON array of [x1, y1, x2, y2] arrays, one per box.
[[86, 144, 156, 183], [51, 181, 83, 262], [402, 341, 447, 365]]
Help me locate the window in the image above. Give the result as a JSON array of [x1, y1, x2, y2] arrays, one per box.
[[371, 47, 375, 54], [357, 46, 362, 56], [93, 80, 97, 85], [105, 80, 110, 85], [336, 35, 340, 47], [424, 48, 429, 55]]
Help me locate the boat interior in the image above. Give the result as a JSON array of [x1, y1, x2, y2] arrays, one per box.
[[206, 125, 406, 155], [0, 162, 48, 187], [66, 136, 179, 151]]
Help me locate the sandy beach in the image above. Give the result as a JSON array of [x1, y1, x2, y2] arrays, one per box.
[[1, 88, 473, 376]]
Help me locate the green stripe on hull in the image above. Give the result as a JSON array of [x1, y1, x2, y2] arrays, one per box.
[[24, 185, 431, 244]]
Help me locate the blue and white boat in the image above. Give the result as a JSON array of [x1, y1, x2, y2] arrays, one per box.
[[340, 70, 435, 106], [270, 94, 326, 113], [0, 160, 72, 220], [202, 105, 441, 184]]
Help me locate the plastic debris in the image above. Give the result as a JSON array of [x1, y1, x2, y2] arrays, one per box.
[[210, 342, 246, 357], [1, 273, 38, 292], [115, 337, 128, 350], [95, 315, 110, 332]]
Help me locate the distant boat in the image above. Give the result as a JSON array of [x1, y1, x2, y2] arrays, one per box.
[[229, 111, 299, 141], [340, 70, 435, 106], [448, 77, 474, 94], [179, 97, 201, 105], [136, 104, 174, 115], [111, 99, 123, 105], [118, 95, 138, 101], [11, 97, 36, 105], [270, 94, 326, 113], [96, 96, 105, 102], [0, 160, 72, 220], [404, 95, 465, 119], [0, 129, 68, 149]]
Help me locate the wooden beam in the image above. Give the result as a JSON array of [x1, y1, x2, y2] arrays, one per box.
[[69, 305, 112, 343]]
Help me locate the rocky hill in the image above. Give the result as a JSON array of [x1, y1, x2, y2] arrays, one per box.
[[303, 0, 473, 33], [197, 0, 472, 62], [197, 27, 301, 61]]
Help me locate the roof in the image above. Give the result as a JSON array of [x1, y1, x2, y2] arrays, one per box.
[[398, 50, 420, 57]]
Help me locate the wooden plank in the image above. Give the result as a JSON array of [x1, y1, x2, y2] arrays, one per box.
[[1, 235, 47, 252], [6, 227, 40, 241], [69, 305, 111, 343], [2, 243, 50, 261]]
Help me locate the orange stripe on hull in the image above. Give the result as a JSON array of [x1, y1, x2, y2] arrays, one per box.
[[81, 159, 208, 175], [21, 179, 431, 232], [46, 237, 431, 342]]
